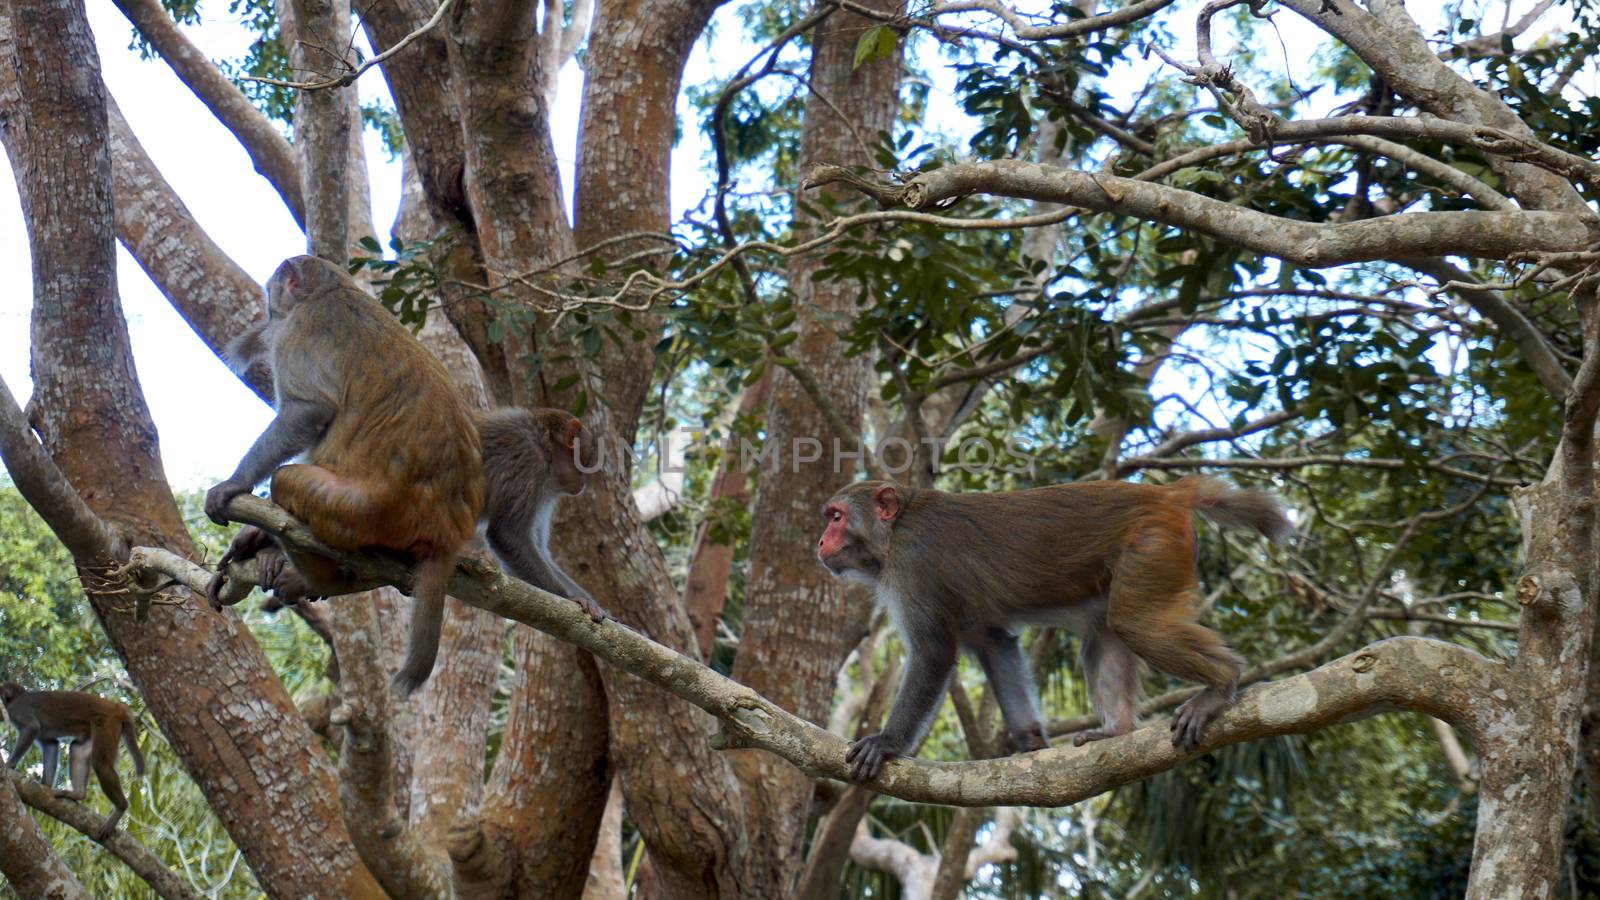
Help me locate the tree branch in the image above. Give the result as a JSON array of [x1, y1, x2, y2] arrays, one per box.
[[110, 0, 305, 225], [0, 376, 122, 561], [132, 494, 1504, 808], [810, 161, 1598, 269], [7, 771, 198, 900]]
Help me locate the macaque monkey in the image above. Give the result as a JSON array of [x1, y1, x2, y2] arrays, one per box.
[[817, 476, 1290, 782], [209, 407, 609, 622], [1, 683, 145, 839], [204, 255, 485, 696], [477, 407, 608, 621]]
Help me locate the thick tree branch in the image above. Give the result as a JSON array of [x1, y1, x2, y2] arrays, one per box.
[[105, 94, 273, 403], [110, 0, 305, 225], [0, 774, 87, 899], [7, 772, 198, 900], [0, 376, 122, 561], [133, 495, 1504, 808], [809, 161, 1598, 269]]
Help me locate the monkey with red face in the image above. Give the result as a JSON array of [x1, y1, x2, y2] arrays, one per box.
[[817, 477, 1289, 781]]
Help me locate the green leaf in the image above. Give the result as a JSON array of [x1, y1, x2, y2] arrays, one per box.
[[853, 25, 896, 70]]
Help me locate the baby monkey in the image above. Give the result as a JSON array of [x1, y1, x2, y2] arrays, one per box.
[[817, 476, 1289, 781], [2, 683, 145, 839]]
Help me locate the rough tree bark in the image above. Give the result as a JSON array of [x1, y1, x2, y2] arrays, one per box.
[[0, 777, 87, 899], [730, 0, 905, 889], [0, 0, 382, 894]]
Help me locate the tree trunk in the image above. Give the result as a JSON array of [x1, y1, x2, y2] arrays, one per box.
[[0, 0, 382, 894], [0, 778, 87, 899], [730, 0, 905, 886]]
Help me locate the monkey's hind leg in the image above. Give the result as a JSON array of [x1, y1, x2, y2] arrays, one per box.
[[1107, 527, 1242, 752], [270, 462, 383, 551], [1071, 618, 1144, 747], [89, 721, 130, 839]]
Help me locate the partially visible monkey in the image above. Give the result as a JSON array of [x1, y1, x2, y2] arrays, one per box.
[[816, 476, 1290, 782], [477, 407, 608, 622], [208, 408, 608, 636], [204, 255, 485, 695], [1, 683, 145, 839]]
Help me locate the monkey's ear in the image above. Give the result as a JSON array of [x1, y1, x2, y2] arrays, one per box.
[[873, 485, 900, 521], [562, 417, 582, 449]]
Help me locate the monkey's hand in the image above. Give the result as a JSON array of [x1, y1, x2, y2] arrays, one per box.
[[207, 526, 275, 611], [844, 732, 904, 782], [572, 593, 609, 623], [204, 479, 251, 525]]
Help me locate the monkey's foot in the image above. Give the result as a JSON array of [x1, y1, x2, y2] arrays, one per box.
[[1010, 725, 1049, 753], [1070, 728, 1129, 747], [574, 596, 609, 623], [1170, 689, 1234, 751]]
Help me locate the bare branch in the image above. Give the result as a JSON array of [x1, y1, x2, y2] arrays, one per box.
[[248, 0, 455, 91], [109, 0, 305, 225], [810, 161, 1598, 269], [8, 772, 199, 900]]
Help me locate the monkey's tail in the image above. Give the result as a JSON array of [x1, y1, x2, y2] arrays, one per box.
[[392, 552, 453, 697], [1185, 477, 1293, 544], [121, 717, 145, 776]]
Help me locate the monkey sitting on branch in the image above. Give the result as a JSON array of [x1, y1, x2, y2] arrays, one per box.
[[817, 476, 1290, 782], [204, 255, 486, 696], [209, 407, 610, 634], [2, 683, 145, 839]]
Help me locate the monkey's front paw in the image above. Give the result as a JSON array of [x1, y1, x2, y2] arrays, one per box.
[[205, 570, 230, 612], [574, 596, 609, 623], [204, 480, 249, 525], [845, 733, 903, 782]]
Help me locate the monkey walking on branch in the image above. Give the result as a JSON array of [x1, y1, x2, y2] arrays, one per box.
[[2, 683, 145, 839], [816, 476, 1291, 782]]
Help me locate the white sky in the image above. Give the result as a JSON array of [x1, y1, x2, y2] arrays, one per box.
[[0, 0, 1560, 489]]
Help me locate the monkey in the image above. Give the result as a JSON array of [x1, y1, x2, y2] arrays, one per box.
[[1, 683, 145, 839], [204, 254, 486, 696], [208, 406, 609, 623], [816, 476, 1290, 782], [476, 407, 609, 622]]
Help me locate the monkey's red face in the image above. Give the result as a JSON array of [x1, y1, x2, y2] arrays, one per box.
[[817, 484, 898, 584]]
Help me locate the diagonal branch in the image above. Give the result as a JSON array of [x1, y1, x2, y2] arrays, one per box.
[[110, 0, 305, 225], [810, 161, 1599, 269], [7, 772, 198, 900], [0, 376, 121, 561], [131, 494, 1504, 808]]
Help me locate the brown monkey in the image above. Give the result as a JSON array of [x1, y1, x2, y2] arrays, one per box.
[[204, 255, 485, 695], [209, 408, 608, 625], [1, 683, 145, 839], [817, 476, 1289, 781]]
